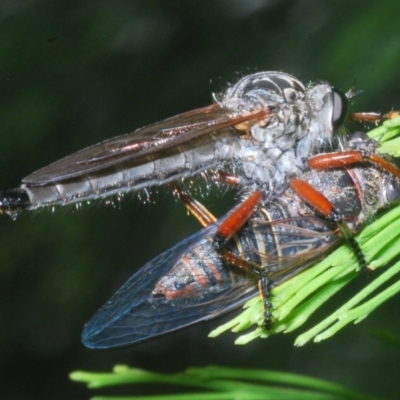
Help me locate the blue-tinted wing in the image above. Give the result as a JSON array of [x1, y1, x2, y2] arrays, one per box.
[[82, 215, 339, 349], [82, 222, 256, 349]]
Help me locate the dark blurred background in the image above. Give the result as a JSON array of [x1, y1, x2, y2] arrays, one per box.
[[1, 1, 400, 399]]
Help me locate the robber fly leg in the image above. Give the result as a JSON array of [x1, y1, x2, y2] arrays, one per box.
[[214, 191, 262, 249], [216, 190, 275, 328], [171, 183, 217, 227], [171, 183, 262, 250], [259, 274, 273, 330], [215, 170, 241, 186], [221, 249, 274, 329], [290, 179, 368, 273], [348, 110, 399, 123], [171, 170, 243, 227], [335, 220, 368, 274], [172, 184, 272, 324], [308, 150, 400, 180], [173, 182, 262, 251]]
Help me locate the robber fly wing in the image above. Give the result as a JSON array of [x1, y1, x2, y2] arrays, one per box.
[[82, 222, 257, 349], [23, 104, 270, 184]]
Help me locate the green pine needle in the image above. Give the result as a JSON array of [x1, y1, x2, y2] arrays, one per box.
[[70, 364, 384, 400], [210, 115, 400, 345]]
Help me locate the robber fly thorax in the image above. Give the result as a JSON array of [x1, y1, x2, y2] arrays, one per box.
[[0, 71, 352, 217], [214, 72, 348, 189]]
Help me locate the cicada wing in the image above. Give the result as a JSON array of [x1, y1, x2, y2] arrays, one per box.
[[24, 104, 270, 184], [82, 222, 257, 349], [231, 216, 340, 286], [82, 215, 340, 349]]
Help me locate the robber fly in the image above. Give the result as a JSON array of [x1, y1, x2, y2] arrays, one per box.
[[81, 133, 400, 349], [0, 71, 391, 348], [1, 71, 378, 218]]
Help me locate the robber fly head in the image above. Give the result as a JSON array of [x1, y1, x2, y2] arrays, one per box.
[[218, 71, 349, 159]]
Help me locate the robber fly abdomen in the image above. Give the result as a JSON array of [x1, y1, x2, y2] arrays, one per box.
[[1, 72, 353, 216], [20, 132, 241, 210]]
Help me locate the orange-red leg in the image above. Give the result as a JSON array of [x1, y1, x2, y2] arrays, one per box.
[[172, 183, 272, 327], [171, 184, 262, 237], [174, 182, 262, 248], [171, 183, 217, 227], [290, 178, 367, 272], [216, 170, 241, 186], [290, 179, 337, 219], [348, 111, 399, 123], [309, 108, 400, 175], [214, 191, 262, 249], [308, 150, 400, 180]]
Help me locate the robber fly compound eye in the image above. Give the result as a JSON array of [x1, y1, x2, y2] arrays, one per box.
[[331, 88, 349, 130]]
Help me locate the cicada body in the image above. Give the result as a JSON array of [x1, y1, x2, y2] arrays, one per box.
[[82, 143, 400, 348]]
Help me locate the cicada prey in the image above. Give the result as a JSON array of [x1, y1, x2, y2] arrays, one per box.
[[82, 133, 400, 348]]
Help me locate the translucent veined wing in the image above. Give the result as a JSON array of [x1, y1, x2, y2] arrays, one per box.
[[23, 104, 270, 184], [82, 216, 339, 349], [233, 216, 340, 285], [81, 223, 257, 349]]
